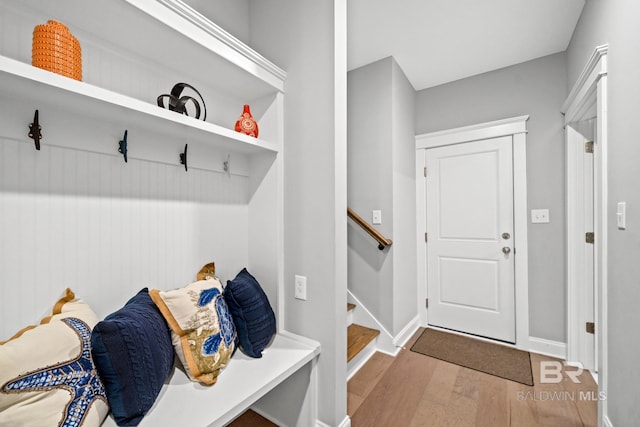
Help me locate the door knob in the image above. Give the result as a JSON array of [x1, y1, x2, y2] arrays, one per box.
[[502, 247, 511, 254], [502, 232, 510, 240]]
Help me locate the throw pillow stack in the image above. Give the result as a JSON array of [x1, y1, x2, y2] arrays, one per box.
[[0, 266, 277, 426]]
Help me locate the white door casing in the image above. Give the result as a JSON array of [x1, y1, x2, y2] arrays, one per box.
[[562, 45, 608, 423], [425, 136, 515, 342], [416, 115, 529, 348]]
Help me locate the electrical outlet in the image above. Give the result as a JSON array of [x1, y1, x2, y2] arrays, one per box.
[[531, 209, 550, 224], [294, 275, 307, 300]]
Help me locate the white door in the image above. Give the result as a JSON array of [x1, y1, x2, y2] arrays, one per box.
[[426, 136, 515, 343], [583, 134, 596, 371], [569, 118, 596, 371]]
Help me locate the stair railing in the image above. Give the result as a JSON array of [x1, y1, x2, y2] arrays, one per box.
[[347, 207, 393, 251]]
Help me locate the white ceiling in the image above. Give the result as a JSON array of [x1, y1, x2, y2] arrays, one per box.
[[348, 0, 585, 91]]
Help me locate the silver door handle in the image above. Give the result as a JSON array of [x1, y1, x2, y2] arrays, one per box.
[[502, 247, 511, 254]]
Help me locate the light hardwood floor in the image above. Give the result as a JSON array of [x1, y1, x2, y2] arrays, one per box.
[[229, 328, 598, 426], [348, 328, 598, 427]]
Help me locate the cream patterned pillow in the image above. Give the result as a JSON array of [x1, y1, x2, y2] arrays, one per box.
[[150, 278, 236, 385], [0, 288, 109, 427]]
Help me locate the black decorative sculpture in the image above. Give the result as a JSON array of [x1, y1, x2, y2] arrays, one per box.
[[157, 83, 207, 121]]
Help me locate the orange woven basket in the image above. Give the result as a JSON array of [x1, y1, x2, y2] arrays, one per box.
[[32, 20, 82, 81]]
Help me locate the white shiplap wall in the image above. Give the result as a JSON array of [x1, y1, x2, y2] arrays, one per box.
[[0, 137, 250, 340]]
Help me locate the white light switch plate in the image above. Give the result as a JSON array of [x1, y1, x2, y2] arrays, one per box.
[[294, 275, 307, 300], [372, 210, 382, 225], [531, 209, 550, 224], [617, 202, 626, 229]]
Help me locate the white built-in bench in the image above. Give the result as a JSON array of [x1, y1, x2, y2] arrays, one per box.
[[102, 332, 320, 427]]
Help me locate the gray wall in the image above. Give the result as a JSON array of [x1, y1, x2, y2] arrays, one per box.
[[183, 0, 250, 43], [391, 59, 418, 333], [567, 0, 640, 424], [347, 57, 417, 336], [249, 1, 348, 425], [348, 58, 395, 332], [415, 52, 568, 343]]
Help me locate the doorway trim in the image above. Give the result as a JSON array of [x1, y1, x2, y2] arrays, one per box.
[[561, 44, 608, 423], [415, 115, 530, 349]]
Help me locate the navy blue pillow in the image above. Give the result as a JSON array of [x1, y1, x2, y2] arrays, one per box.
[[91, 288, 174, 426], [224, 268, 276, 358]]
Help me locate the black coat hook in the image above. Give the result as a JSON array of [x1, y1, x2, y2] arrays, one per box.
[[28, 110, 42, 150], [118, 130, 128, 163], [223, 154, 230, 176], [180, 144, 188, 171]]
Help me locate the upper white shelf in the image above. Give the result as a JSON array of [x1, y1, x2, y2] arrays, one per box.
[[13, 0, 286, 100], [0, 55, 279, 156]]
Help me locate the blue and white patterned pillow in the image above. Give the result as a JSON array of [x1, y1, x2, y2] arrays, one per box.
[[150, 278, 236, 385], [0, 289, 109, 427]]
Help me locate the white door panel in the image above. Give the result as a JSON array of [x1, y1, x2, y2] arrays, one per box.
[[439, 257, 499, 311], [438, 151, 500, 240], [426, 136, 515, 343]]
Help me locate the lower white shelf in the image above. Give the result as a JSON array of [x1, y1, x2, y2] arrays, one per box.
[[101, 331, 320, 427]]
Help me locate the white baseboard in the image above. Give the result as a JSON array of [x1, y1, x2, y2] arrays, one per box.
[[347, 290, 419, 357], [603, 414, 613, 427], [393, 315, 420, 348], [317, 415, 351, 427], [527, 336, 567, 359]]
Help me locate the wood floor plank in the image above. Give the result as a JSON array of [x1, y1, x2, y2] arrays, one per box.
[[409, 402, 448, 427], [443, 390, 478, 427], [474, 371, 509, 427], [530, 354, 583, 427], [452, 365, 483, 401], [347, 351, 394, 414], [558, 360, 599, 427], [420, 359, 460, 406], [350, 346, 435, 426], [347, 392, 364, 417], [507, 378, 540, 426]]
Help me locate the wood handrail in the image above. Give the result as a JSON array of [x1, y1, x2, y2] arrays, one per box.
[[347, 207, 393, 250]]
